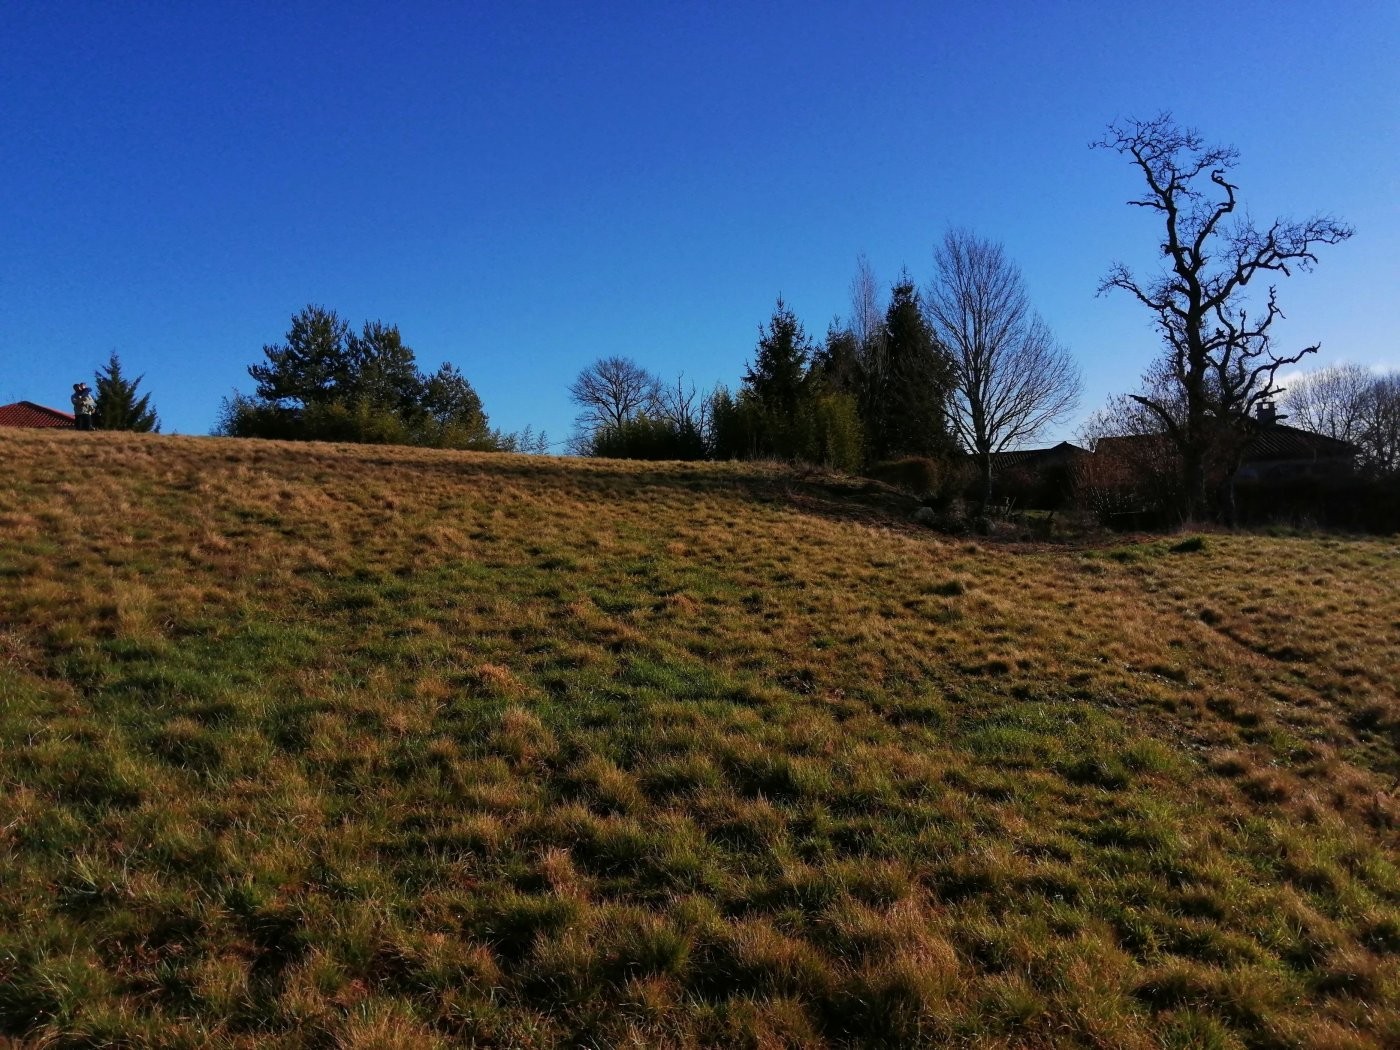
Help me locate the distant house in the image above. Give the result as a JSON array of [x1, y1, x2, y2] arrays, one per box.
[[1083, 401, 1362, 526], [1094, 402, 1359, 483], [1233, 403, 1360, 480], [0, 401, 75, 429], [983, 440, 1090, 475]]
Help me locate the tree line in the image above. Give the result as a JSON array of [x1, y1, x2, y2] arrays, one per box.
[[89, 114, 1382, 527], [567, 230, 1084, 513]]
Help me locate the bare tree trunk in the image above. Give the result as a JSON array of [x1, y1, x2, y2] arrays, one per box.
[[977, 452, 994, 514], [1181, 447, 1207, 524], [1218, 474, 1238, 526]]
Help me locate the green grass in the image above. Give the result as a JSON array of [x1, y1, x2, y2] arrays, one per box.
[[1, 428, 1398, 1047]]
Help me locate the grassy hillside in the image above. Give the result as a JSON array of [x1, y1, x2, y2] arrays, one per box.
[[1, 428, 1398, 1049]]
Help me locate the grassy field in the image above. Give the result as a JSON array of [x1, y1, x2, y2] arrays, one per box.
[[1, 428, 1398, 1048]]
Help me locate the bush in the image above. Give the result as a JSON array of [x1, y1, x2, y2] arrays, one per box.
[[867, 457, 941, 494], [710, 387, 862, 471], [794, 392, 863, 473], [867, 457, 969, 508], [983, 462, 1078, 511], [215, 394, 514, 451], [591, 414, 707, 461], [1234, 474, 1400, 533]]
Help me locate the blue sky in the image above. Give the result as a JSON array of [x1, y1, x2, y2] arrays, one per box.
[[3, 1, 1396, 443]]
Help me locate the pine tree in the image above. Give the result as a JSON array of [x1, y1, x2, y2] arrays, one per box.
[[866, 277, 954, 461], [743, 297, 812, 417], [248, 305, 354, 407], [349, 320, 425, 413], [93, 352, 160, 432]]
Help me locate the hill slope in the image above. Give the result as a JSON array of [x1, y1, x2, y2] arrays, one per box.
[[2, 429, 1398, 1048]]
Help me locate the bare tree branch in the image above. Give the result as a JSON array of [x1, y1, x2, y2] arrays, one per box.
[[1284, 364, 1400, 475], [567, 356, 660, 452], [924, 229, 1081, 508], [1092, 113, 1353, 519]]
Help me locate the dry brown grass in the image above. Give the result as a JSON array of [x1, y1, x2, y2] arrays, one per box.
[[1, 427, 1398, 1047]]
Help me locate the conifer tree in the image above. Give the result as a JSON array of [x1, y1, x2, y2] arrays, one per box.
[[93, 352, 160, 432], [866, 277, 954, 461], [743, 298, 812, 417], [248, 305, 354, 408]]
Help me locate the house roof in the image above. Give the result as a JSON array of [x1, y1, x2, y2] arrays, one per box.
[[1094, 434, 1172, 458], [1096, 424, 1358, 462], [1246, 423, 1358, 461], [0, 401, 76, 428], [979, 441, 1089, 469]]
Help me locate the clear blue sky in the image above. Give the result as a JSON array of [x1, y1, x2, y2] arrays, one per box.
[[3, 1, 1396, 443]]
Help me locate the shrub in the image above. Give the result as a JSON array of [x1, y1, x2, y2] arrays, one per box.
[[215, 394, 514, 451], [866, 457, 969, 508], [710, 387, 862, 471], [591, 414, 706, 461]]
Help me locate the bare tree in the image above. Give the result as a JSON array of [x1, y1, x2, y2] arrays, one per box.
[[924, 229, 1080, 508], [1362, 374, 1400, 476], [847, 254, 887, 402], [652, 372, 710, 435], [1095, 113, 1353, 520], [1285, 364, 1400, 475], [1282, 363, 1375, 443], [567, 356, 660, 453], [849, 253, 885, 359]]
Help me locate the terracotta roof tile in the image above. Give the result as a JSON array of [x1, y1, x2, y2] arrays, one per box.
[[0, 401, 76, 428]]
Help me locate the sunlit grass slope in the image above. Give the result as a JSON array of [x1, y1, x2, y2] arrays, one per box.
[[2, 428, 1398, 1048]]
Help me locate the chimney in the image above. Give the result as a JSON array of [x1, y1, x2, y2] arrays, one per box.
[[1256, 400, 1280, 425]]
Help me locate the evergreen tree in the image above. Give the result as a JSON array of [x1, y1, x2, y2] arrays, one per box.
[[422, 363, 489, 435], [349, 320, 425, 414], [93, 352, 159, 432], [866, 277, 955, 461], [226, 305, 516, 450], [248, 305, 354, 407], [743, 298, 812, 417], [809, 322, 864, 400]]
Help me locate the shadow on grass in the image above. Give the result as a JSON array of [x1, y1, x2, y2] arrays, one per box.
[[336, 447, 929, 534]]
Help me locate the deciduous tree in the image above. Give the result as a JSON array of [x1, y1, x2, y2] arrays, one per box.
[[1095, 113, 1352, 520], [1285, 364, 1400, 475], [925, 229, 1080, 508], [567, 356, 660, 453]]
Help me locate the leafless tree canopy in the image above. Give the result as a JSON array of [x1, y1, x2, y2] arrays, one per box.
[[1283, 363, 1376, 443], [924, 229, 1080, 497], [848, 253, 886, 362], [1285, 364, 1400, 475], [567, 356, 660, 452], [1094, 113, 1353, 517], [1366, 375, 1400, 475], [652, 372, 711, 438]]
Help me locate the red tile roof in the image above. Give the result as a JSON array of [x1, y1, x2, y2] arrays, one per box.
[[0, 401, 76, 428]]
